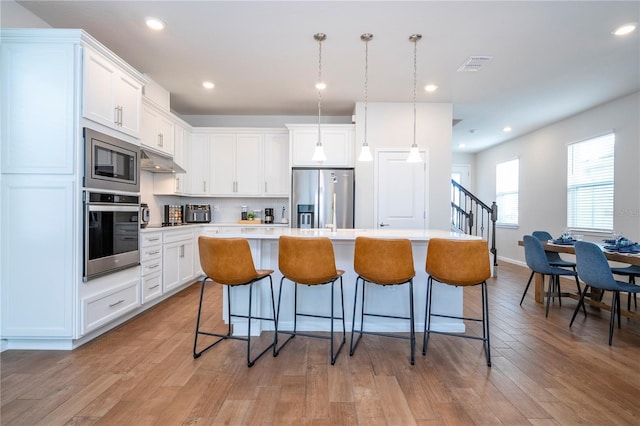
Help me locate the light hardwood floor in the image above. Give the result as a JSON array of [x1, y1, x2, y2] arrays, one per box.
[[2, 262, 640, 425]]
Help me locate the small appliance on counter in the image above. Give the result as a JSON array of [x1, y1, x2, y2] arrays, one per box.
[[264, 208, 274, 224], [163, 204, 183, 226], [140, 203, 150, 228], [184, 204, 211, 223]]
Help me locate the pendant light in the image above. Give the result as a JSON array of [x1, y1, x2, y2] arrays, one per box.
[[406, 34, 423, 163], [312, 33, 327, 162], [358, 33, 373, 162]]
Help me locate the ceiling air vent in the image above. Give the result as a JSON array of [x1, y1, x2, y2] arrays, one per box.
[[457, 56, 493, 72]]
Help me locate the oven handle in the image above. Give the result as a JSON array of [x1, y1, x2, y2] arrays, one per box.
[[84, 201, 90, 282], [87, 204, 139, 213]]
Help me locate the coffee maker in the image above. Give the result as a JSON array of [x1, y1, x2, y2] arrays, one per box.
[[264, 208, 274, 224]]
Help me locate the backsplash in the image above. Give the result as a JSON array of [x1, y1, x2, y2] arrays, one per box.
[[141, 171, 289, 225]]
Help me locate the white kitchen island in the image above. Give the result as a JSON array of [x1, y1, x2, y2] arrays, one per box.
[[199, 227, 482, 336]]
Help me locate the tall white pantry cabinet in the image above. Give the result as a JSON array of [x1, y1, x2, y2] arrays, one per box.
[[0, 29, 146, 349]]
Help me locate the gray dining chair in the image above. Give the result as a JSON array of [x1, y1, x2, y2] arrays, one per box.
[[571, 241, 640, 345], [522, 235, 585, 317], [532, 231, 577, 271], [610, 265, 640, 310]]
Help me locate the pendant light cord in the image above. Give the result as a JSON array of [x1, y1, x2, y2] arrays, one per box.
[[412, 36, 417, 148], [364, 36, 369, 146], [317, 35, 323, 146]]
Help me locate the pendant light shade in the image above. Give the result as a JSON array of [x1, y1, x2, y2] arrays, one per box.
[[312, 33, 327, 162], [358, 33, 373, 162], [406, 34, 423, 163]]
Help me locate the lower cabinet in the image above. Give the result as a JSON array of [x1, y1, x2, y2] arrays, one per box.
[[82, 279, 140, 334], [163, 230, 195, 292]]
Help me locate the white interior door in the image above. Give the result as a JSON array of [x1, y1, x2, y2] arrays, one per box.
[[376, 151, 426, 229]]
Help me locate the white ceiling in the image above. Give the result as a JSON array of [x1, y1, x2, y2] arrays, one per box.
[[13, 1, 640, 152]]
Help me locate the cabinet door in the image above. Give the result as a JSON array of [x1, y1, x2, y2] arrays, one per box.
[[235, 134, 263, 196], [264, 133, 289, 196], [178, 239, 195, 283], [163, 242, 181, 292], [157, 114, 175, 156], [115, 72, 142, 137], [83, 48, 117, 128], [174, 126, 189, 193], [210, 134, 236, 195], [189, 134, 210, 195]]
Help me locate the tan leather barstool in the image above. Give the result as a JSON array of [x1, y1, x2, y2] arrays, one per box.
[[193, 237, 277, 367], [350, 237, 416, 365], [424, 238, 492, 366], [276, 236, 346, 365]]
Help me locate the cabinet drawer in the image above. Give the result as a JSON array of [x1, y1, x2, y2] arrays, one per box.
[[82, 280, 140, 334], [141, 232, 162, 247], [141, 246, 162, 263], [141, 272, 162, 304], [141, 258, 162, 276], [164, 230, 194, 244]]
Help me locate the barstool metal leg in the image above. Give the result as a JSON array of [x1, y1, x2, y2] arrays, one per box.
[[423, 276, 434, 356], [482, 281, 491, 367], [409, 279, 415, 365]]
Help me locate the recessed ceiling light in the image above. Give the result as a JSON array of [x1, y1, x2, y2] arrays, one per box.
[[503, 126, 512, 132], [145, 17, 166, 31], [612, 23, 637, 36], [315, 82, 327, 90], [458, 143, 466, 148], [424, 84, 438, 92], [202, 81, 215, 90]]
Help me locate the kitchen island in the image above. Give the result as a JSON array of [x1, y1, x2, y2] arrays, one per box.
[[195, 227, 482, 336]]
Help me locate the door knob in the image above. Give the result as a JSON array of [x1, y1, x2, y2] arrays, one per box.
[[379, 223, 390, 227]]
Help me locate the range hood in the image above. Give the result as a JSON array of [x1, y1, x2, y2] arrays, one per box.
[[140, 149, 186, 173]]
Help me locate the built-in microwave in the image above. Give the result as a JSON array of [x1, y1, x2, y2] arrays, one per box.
[[84, 128, 140, 193]]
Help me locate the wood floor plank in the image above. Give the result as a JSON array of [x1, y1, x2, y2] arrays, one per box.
[[2, 263, 639, 425]]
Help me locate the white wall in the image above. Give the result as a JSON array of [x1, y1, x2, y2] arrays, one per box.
[[354, 102, 453, 230], [0, 0, 51, 27], [475, 92, 640, 264]]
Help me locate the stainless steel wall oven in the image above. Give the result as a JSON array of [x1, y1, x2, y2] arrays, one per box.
[[84, 191, 140, 280]]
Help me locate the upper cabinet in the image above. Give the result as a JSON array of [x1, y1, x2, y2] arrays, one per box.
[[264, 132, 290, 196], [83, 46, 144, 138], [210, 133, 262, 196], [141, 100, 175, 156], [288, 124, 355, 167]]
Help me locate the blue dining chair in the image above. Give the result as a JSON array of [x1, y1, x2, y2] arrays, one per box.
[[532, 231, 577, 271], [610, 265, 640, 310], [522, 235, 585, 317], [571, 241, 640, 345]]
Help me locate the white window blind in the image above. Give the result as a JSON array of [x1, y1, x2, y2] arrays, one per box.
[[567, 133, 614, 231], [496, 159, 519, 225]]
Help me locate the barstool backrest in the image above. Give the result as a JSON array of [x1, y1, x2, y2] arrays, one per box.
[[279, 236, 338, 285], [426, 238, 491, 286], [198, 237, 259, 285], [354, 237, 415, 284]]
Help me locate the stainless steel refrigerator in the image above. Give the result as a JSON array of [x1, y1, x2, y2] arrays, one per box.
[[292, 168, 355, 229]]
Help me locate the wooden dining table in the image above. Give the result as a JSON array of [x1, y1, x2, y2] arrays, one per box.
[[517, 240, 640, 320]]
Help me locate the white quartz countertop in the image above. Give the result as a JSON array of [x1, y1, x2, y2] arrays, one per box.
[[142, 224, 479, 242]]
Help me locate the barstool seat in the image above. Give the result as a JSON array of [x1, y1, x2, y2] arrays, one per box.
[[423, 238, 493, 366], [193, 237, 277, 367], [275, 236, 346, 365], [349, 237, 416, 365]]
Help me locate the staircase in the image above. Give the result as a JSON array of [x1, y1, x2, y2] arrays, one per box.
[[451, 179, 498, 274]]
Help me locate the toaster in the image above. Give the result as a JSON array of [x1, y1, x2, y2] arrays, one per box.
[[184, 204, 211, 223]]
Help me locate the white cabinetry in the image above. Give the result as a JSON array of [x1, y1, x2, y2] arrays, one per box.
[[141, 100, 175, 156], [152, 119, 191, 195], [288, 124, 355, 167], [210, 133, 263, 196], [140, 232, 163, 303], [188, 133, 213, 195], [193, 128, 288, 197], [163, 229, 195, 292], [81, 274, 140, 334], [264, 132, 290, 196], [83, 46, 144, 138]]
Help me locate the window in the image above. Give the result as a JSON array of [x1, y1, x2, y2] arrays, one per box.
[[567, 133, 614, 231], [496, 159, 519, 225]]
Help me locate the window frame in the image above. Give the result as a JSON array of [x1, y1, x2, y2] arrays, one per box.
[[495, 158, 519, 227]]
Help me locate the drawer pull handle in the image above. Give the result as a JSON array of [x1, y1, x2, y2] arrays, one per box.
[[149, 284, 160, 290], [109, 299, 125, 308], [147, 250, 160, 255], [148, 264, 160, 269], [148, 237, 160, 242]]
